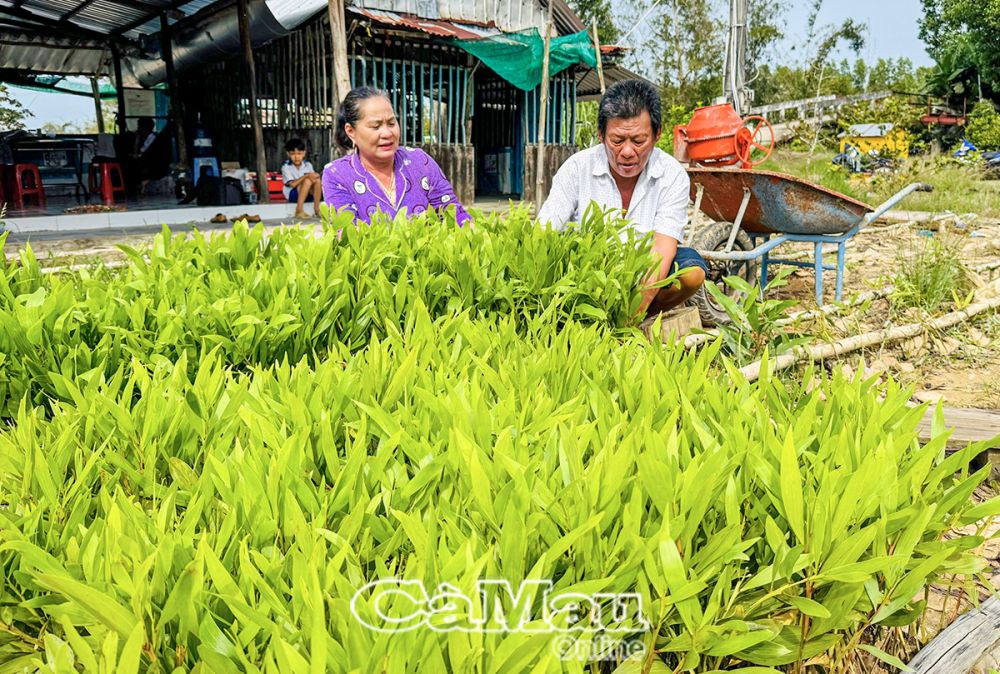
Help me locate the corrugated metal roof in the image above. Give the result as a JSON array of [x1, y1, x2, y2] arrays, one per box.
[[0, 0, 224, 41], [350, 7, 501, 39], [351, 0, 583, 35], [840, 123, 895, 138]]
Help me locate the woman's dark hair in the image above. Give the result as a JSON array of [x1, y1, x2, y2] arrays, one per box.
[[597, 79, 662, 138], [336, 86, 392, 151], [284, 137, 306, 152]]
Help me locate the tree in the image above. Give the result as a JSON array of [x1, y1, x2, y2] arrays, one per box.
[[919, 0, 1000, 100], [0, 84, 26, 130], [966, 100, 1000, 149], [655, 0, 724, 108], [921, 37, 984, 105], [566, 0, 619, 44], [752, 0, 866, 104]]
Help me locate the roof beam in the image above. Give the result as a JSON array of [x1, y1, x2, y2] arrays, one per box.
[[112, 0, 191, 37], [58, 0, 101, 23], [0, 16, 48, 31]]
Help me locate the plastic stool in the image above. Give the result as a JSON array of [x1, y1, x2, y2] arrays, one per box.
[[88, 161, 126, 205], [193, 157, 219, 186], [10, 164, 45, 209]]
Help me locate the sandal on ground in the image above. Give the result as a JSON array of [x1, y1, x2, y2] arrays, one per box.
[[210, 213, 227, 223]]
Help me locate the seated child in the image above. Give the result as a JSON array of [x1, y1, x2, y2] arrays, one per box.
[[281, 138, 322, 219]]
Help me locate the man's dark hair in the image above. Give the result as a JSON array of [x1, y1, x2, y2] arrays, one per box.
[[284, 137, 306, 152], [597, 79, 662, 137]]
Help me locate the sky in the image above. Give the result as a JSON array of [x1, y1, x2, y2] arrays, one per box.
[[780, 0, 932, 68], [7, 0, 933, 127]]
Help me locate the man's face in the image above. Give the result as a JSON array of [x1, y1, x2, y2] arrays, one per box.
[[600, 111, 661, 179]]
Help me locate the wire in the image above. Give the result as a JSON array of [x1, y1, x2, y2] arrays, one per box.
[[619, 0, 666, 45]]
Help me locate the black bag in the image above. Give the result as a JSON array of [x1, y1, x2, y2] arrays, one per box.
[[196, 176, 245, 206]]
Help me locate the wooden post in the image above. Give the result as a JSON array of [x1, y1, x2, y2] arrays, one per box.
[[237, 0, 270, 203], [327, 0, 352, 104], [111, 44, 127, 134], [591, 18, 605, 95], [160, 13, 189, 169], [90, 77, 105, 133], [534, 3, 554, 212]]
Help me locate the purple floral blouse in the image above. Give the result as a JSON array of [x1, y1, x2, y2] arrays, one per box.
[[322, 147, 471, 226]]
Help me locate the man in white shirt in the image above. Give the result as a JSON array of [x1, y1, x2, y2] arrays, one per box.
[[539, 80, 706, 316]]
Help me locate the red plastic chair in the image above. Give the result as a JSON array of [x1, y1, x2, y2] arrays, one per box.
[[88, 161, 126, 205], [10, 164, 46, 209]]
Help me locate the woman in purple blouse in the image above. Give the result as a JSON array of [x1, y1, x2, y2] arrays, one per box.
[[322, 86, 471, 226]]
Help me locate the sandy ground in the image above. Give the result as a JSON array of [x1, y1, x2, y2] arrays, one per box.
[[687, 209, 1000, 409]]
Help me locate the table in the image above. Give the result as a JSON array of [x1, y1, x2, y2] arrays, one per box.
[[13, 136, 96, 202]]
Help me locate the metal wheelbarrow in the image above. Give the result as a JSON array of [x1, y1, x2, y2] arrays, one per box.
[[686, 168, 932, 325]]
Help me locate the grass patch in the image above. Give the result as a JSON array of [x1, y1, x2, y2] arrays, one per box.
[[767, 148, 1000, 218], [891, 234, 973, 314]]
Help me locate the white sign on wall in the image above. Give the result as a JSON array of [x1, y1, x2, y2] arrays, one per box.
[[124, 89, 156, 118]]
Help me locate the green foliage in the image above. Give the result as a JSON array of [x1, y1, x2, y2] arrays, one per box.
[[921, 37, 984, 105], [966, 100, 1000, 150], [892, 234, 973, 314], [703, 268, 811, 366], [575, 100, 599, 148], [920, 0, 1000, 100], [0, 84, 26, 130], [655, 103, 698, 155], [0, 303, 994, 672], [654, 0, 724, 109], [0, 211, 993, 671], [0, 207, 654, 417], [566, 0, 618, 44]]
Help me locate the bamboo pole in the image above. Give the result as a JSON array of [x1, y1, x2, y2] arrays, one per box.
[[738, 294, 1000, 383], [327, 0, 352, 104], [682, 259, 1000, 350], [591, 18, 605, 95], [534, 5, 554, 212], [237, 0, 270, 203], [90, 77, 105, 133]]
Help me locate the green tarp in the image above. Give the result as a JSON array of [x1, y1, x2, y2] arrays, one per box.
[[452, 29, 597, 91], [4, 75, 119, 98]]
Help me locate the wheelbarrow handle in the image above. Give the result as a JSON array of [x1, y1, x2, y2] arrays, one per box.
[[860, 182, 933, 227]]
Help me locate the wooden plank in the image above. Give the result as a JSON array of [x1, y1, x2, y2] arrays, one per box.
[[908, 596, 1000, 673], [639, 306, 702, 343], [918, 407, 1000, 450]]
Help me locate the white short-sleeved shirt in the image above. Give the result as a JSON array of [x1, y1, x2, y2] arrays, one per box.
[[538, 144, 690, 243], [281, 159, 315, 199]]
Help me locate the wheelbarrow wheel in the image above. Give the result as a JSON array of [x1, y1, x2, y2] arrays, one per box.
[[688, 222, 759, 326]]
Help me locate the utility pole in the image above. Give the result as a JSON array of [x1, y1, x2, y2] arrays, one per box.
[[534, 0, 554, 212]]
